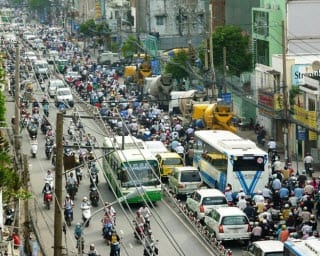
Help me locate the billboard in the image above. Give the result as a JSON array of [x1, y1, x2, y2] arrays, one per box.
[[291, 64, 320, 86]]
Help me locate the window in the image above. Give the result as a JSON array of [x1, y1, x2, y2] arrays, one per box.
[[202, 196, 227, 206], [180, 171, 201, 182], [156, 16, 165, 26], [221, 216, 248, 225]]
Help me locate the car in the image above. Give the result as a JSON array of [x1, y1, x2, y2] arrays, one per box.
[[243, 240, 284, 256], [186, 188, 228, 221], [155, 152, 184, 180], [204, 207, 251, 243], [23, 51, 37, 62], [48, 79, 67, 98], [34, 59, 49, 79], [64, 71, 81, 84], [55, 87, 74, 107], [168, 166, 202, 199], [47, 50, 59, 64]]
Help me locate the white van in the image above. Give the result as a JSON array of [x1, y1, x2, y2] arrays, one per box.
[[97, 51, 120, 65], [55, 87, 74, 107], [48, 79, 67, 97]]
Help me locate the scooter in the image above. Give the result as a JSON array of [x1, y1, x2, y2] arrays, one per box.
[[45, 144, 52, 160], [30, 140, 38, 158], [305, 163, 313, 177], [89, 187, 99, 207], [81, 203, 91, 227], [143, 240, 159, 256], [64, 208, 73, 226], [103, 222, 113, 244], [44, 191, 53, 210], [75, 167, 83, 185], [133, 220, 145, 242], [110, 241, 120, 256]]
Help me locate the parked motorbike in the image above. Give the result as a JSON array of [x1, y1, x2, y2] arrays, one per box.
[[30, 140, 38, 158], [4, 206, 15, 226], [44, 191, 53, 210], [89, 187, 99, 207], [64, 208, 73, 226]]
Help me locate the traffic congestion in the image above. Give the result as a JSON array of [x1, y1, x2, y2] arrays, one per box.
[[1, 12, 320, 256]]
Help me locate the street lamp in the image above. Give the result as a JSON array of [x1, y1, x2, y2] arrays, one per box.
[[78, 186, 146, 255]]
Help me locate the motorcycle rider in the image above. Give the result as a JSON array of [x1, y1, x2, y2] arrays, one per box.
[[105, 202, 116, 225], [139, 203, 151, 230], [135, 211, 145, 239], [74, 222, 84, 252], [63, 194, 74, 220], [109, 229, 120, 256], [66, 172, 78, 187], [45, 169, 54, 187], [42, 181, 52, 202], [89, 163, 99, 184], [304, 152, 314, 173], [88, 244, 98, 256], [89, 186, 99, 206], [81, 197, 91, 227]]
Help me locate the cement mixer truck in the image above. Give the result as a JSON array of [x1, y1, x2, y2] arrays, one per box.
[[144, 73, 173, 110], [177, 90, 236, 133]]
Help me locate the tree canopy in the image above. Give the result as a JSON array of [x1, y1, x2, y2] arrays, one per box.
[[164, 50, 190, 83], [211, 25, 252, 76]]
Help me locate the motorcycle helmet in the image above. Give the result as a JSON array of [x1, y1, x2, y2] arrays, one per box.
[[83, 197, 88, 202], [89, 244, 95, 250], [66, 194, 70, 198]]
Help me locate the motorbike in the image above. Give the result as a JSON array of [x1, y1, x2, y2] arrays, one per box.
[[43, 104, 49, 117], [75, 167, 83, 184], [89, 187, 99, 207], [110, 241, 120, 256], [103, 222, 113, 244], [89, 167, 99, 188], [66, 184, 77, 200], [44, 176, 54, 189], [4, 206, 15, 226], [305, 163, 313, 177], [45, 143, 53, 160], [143, 239, 159, 256], [133, 220, 145, 242], [40, 82, 45, 92], [44, 191, 53, 210], [64, 208, 73, 226], [81, 203, 91, 227], [30, 140, 38, 158]]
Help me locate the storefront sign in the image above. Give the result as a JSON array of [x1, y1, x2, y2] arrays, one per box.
[[291, 64, 320, 86]]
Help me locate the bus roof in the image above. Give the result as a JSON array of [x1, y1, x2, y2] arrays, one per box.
[[104, 136, 145, 150], [195, 130, 267, 156], [284, 239, 320, 256], [115, 149, 156, 162]]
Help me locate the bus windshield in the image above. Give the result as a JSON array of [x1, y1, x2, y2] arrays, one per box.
[[121, 161, 160, 187]]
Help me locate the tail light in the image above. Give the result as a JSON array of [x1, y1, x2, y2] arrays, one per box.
[[247, 224, 252, 232], [199, 204, 205, 213], [219, 224, 224, 233], [178, 183, 185, 188]]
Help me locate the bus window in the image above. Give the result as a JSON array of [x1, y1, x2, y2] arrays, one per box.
[[233, 156, 265, 171]]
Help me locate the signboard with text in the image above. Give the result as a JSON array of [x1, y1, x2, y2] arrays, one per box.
[[291, 64, 320, 86]]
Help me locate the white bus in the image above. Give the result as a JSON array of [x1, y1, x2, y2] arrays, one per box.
[[193, 130, 268, 196], [103, 148, 162, 203], [284, 239, 320, 256]]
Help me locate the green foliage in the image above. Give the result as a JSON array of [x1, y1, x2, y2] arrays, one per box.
[[121, 35, 139, 58], [211, 25, 252, 76], [289, 86, 300, 106], [28, 0, 47, 9], [0, 91, 6, 124], [164, 50, 189, 81], [79, 19, 96, 36]]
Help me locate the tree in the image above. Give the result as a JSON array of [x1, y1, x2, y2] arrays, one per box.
[[211, 25, 252, 76], [164, 50, 190, 84], [121, 35, 139, 59]]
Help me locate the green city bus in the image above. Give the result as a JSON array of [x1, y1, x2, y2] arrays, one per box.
[[103, 148, 162, 204]]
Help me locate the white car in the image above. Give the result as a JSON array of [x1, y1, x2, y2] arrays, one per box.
[[243, 240, 284, 256], [204, 207, 251, 243], [48, 79, 67, 97], [55, 87, 74, 107], [186, 188, 228, 221]]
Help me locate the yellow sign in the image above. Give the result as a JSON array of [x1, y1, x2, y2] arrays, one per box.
[[309, 130, 317, 141], [274, 93, 284, 111], [95, 2, 101, 19]]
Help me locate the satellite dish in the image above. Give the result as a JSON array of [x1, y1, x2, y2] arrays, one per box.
[[312, 60, 320, 71]]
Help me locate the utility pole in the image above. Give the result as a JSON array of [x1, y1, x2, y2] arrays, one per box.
[[209, 2, 216, 101], [54, 113, 64, 256], [282, 20, 289, 163], [23, 154, 32, 255], [14, 44, 20, 165]]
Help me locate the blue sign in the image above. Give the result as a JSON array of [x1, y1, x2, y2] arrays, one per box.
[[151, 59, 160, 75], [74, 24, 80, 30], [219, 93, 232, 104], [291, 64, 320, 86], [296, 125, 306, 141]]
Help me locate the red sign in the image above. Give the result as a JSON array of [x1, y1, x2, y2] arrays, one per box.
[[258, 91, 274, 108]]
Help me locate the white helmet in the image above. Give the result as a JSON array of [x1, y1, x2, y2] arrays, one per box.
[[83, 197, 88, 202]]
